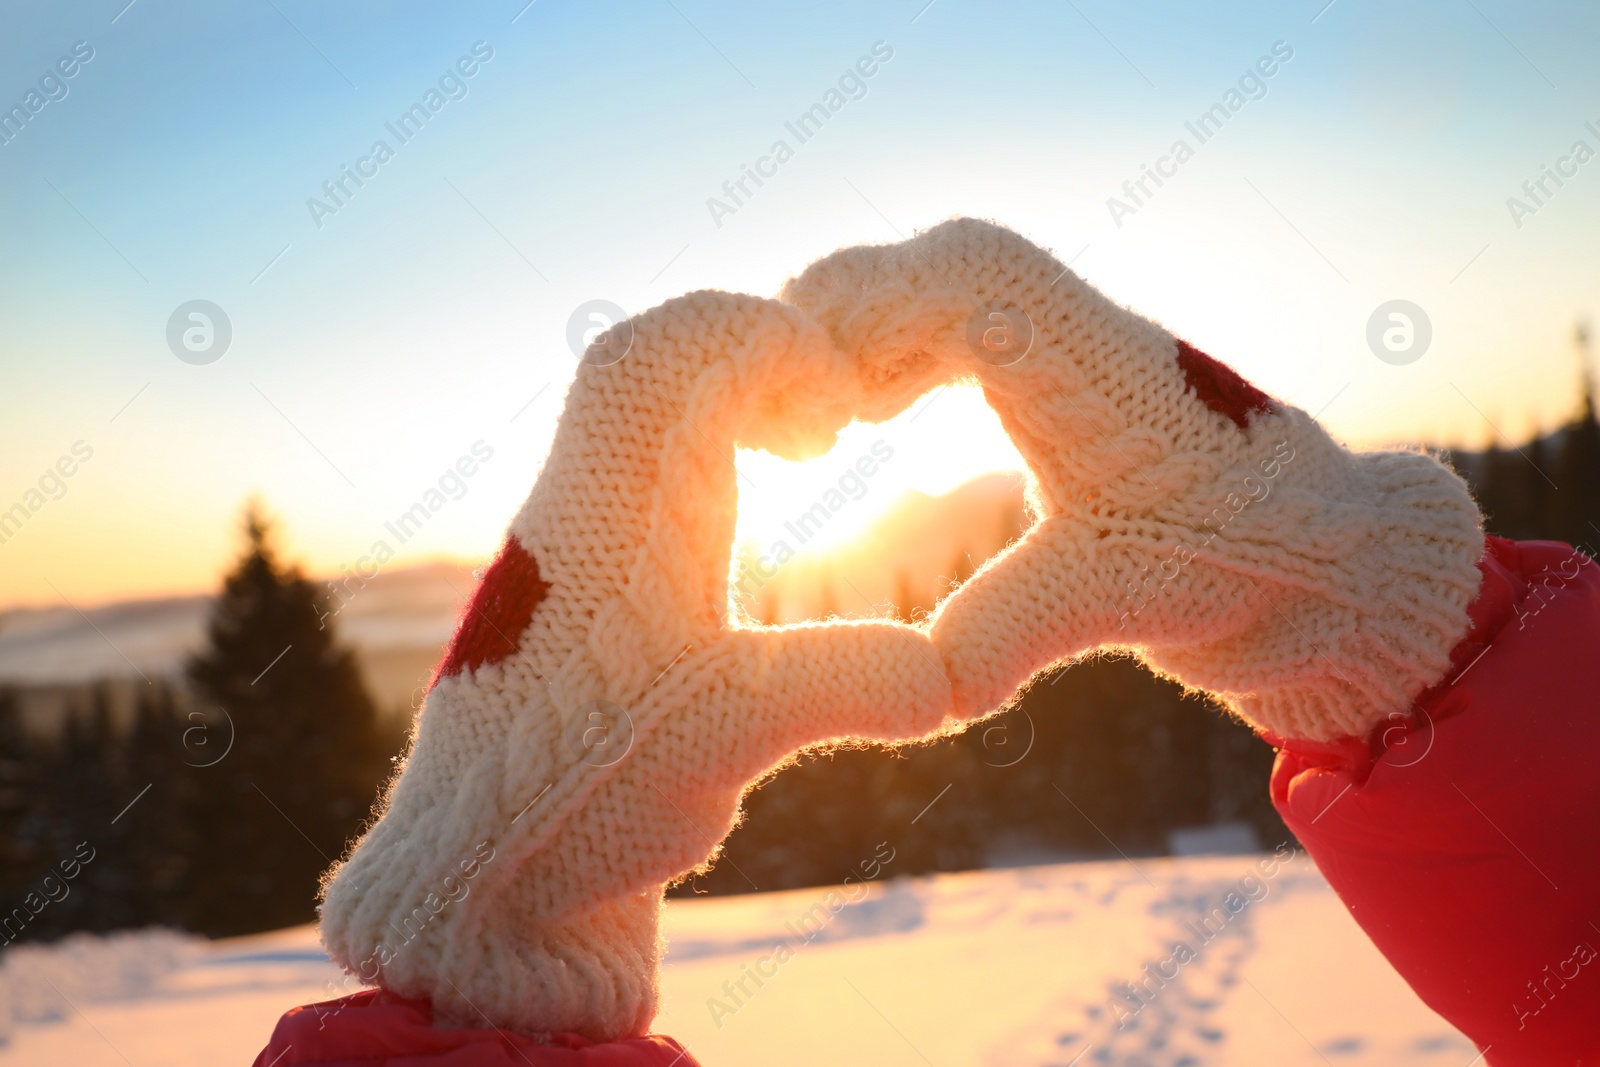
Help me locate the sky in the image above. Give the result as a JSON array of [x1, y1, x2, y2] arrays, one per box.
[[1, 0, 1597, 608]]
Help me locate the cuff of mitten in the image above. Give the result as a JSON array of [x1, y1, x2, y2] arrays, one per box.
[[1261, 535, 1530, 763], [252, 988, 697, 1067], [1157, 443, 1486, 742], [326, 887, 664, 1043]]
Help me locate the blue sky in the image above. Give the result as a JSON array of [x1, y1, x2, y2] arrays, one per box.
[[2, 0, 1597, 605]]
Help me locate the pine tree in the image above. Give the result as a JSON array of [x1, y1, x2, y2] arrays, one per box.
[[0, 689, 44, 922], [1471, 439, 1514, 538], [122, 682, 198, 928], [184, 504, 389, 935], [28, 692, 121, 939], [1553, 323, 1600, 548], [1523, 434, 1555, 540]]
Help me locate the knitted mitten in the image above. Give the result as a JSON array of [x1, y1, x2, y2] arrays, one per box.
[[782, 218, 1485, 742], [318, 291, 954, 1041]]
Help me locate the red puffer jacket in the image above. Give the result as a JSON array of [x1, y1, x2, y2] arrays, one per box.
[[251, 989, 697, 1067], [1271, 536, 1600, 1065]]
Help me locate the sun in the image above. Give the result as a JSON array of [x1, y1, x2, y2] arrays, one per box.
[[733, 385, 1026, 560]]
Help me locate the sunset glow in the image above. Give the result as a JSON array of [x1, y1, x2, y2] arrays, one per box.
[[733, 385, 1026, 559], [2, 1, 1597, 613]]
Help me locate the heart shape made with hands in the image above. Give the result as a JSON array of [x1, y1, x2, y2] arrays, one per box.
[[319, 289, 960, 1043], [317, 220, 1483, 1045]]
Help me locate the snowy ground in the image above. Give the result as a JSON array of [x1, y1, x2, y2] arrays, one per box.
[[0, 854, 1474, 1067]]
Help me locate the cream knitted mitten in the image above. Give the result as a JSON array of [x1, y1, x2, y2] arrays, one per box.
[[783, 218, 1485, 742], [318, 291, 954, 1040]]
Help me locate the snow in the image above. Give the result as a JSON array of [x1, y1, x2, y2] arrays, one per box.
[[0, 929, 202, 1032], [0, 855, 1473, 1066]]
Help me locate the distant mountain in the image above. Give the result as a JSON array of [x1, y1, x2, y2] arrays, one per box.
[[737, 470, 1031, 624], [0, 561, 478, 719], [0, 594, 213, 689]]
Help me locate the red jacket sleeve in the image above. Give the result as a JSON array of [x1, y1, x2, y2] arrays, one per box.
[[1270, 536, 1600, 1065], [251, 989, 699, 1067]]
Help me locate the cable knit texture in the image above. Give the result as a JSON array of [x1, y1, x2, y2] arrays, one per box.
[[320, 222, 1486, 1046], [781, 217, 1486, 742], [318, 292, 955, 1042]]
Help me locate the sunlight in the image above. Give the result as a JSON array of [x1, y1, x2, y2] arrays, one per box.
[[733, 385, 1026, 560]]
